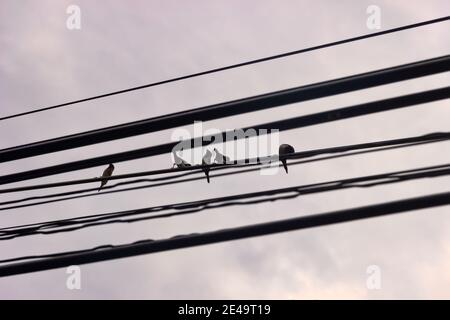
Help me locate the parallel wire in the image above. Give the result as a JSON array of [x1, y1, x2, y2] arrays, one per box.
[[1, 86, 448, 186], [0, 191, 449, 277], [0, 163, 449, 240], [0, 17, 448, 277], [1, 16, 448, 122], [0, 139, 447, 212], [0, 131, 447, 200]]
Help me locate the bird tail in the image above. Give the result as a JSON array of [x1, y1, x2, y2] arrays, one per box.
[[203, 168, 210, 183], [98, 180, 106, 192], [282, 159, 288, 174]]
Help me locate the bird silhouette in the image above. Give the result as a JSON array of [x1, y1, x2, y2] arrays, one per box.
[[98, 163, 115, 192], [213, 148, 230, 164], [202, 149, 213, 183], [172, 151, 191, 168], [278, 144, 295, 174]]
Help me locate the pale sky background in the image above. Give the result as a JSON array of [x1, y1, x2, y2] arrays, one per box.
[[0, 0, 449, 299]]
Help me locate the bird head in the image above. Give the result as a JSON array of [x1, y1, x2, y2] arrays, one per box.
[[279, 144, 295, 156], [109, 163, 115, 169]]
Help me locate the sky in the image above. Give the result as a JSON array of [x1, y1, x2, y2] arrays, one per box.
[[0, 0, 449, 299]]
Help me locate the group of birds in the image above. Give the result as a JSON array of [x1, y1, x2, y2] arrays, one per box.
[[96, 144, 295, 191], [172, 148, 230, 183]]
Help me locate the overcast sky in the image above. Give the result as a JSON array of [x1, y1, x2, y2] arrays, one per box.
[[0, 0, 449, 299]]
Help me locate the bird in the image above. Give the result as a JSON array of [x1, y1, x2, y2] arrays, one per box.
[[202, 149, 213, 183], [172, 151, 191, 168], [278, 144, 295, 174], [213, 148, 230, 164], [98, 163, 115, 192]]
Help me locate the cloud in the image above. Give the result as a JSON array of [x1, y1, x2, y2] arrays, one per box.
[[0, 0, 449, 299]]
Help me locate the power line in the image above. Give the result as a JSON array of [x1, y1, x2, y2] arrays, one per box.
[[1, 163, 448, 240], [1, 16, 448, 122], [0, 131, 448, 194], [0, 191, 448, 277], [0, 87, 448, 186], [0, 136, 444, 211], [0, 168, 199, 194], [1, 55, 449, 164]]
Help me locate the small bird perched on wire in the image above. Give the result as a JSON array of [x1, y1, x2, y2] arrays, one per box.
[[213, 148, 230, 164], [172, 151, 191, 168], [278, 144, 295, 174], [98, 163, 115, 192], [202, 149, 213, 183]]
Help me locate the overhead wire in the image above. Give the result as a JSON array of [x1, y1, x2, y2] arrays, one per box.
[[0, 130, 448, 197], [1, 55, 449, 164], [0, 17, 448, 278], [0, 162, 449, 240], [1, 16, 448, 122], [0, 140, 438, 211], [0, 86, 448, 185], [0, 191, 449, 277]]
